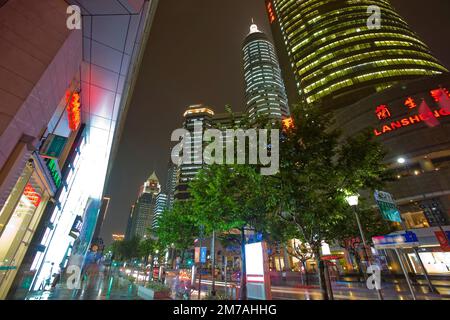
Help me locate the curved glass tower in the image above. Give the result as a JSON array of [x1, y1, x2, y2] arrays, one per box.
[[266, 0, 448, 108], [243, 22, 289, 120]]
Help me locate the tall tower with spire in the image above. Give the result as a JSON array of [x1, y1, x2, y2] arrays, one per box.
[[126, 172, 161, 239], [242, 20, 289, 121]]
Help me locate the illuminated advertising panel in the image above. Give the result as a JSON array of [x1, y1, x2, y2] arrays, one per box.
[[244, 241, 271, 300]]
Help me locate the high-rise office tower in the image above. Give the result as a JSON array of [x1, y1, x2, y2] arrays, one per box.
[[165, 161, 178, 210], [243, 21, 289, 121], [266, 0, 448, 109], [174, 105, 214, 200], [127, 172, 161, 239], [152, 192, 168, 230]]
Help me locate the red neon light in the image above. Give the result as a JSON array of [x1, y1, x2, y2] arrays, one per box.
[[404, 97, 417, 109], [267, 2, 276, 24], [430, 88, 450, 102], [282, 117, 294, 131], [375, 105, 391, 120], [374, 108, 450, 136], [66, 91, 81, 131], [23, 183, 41, 207]]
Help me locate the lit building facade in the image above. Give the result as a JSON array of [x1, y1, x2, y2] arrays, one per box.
[[334, 73, 450, 276], [174, 105, 214, 200], [243, 22, 289, 120], [164, 161, 178, 210], [0, 0, 159, 299], [152, 192, 168, 230], [127, 172, 161, 239], [265, 0, 448, 109]]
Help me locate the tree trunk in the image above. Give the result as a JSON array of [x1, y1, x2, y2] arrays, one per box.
[[301, 260, 309, 286], [142, 255, 149, 286], [352, 250, 365, 282], [314, 247, 329, 300], [239, 228, 247, 300], [150, 255, 155, 281]]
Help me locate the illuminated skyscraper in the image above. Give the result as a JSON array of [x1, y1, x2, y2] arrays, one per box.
[[152, 192, 168, 230], [127, 172, 161, 239], [243, 21, 289, 120], [175, 105, 214, 200], [164, 161, 178, 210], [266, 0, 448, 109]]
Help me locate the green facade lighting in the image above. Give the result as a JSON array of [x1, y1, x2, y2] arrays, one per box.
[[267, 0, 448, 109]]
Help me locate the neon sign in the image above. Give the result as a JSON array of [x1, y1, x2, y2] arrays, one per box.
[[404, 97, 417, 109], [282, 117, 294, 131], [46, 158, 62, 188], [430, 88, 449, 102], [375, 105, 391, 120], [67, 91, 81, 131], [374, 87, 450, 136], [23, 184, 41, 207], [267, 1, 276, 24], [374, 108, 450, 136]]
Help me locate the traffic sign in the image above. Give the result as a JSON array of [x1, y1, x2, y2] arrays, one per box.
[[374, 190, 402, 222]]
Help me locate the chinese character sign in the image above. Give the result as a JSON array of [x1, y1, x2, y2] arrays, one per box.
[[375, 105, 391, 120]]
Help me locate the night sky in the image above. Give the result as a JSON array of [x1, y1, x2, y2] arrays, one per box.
[[101, 0, 450, 242]]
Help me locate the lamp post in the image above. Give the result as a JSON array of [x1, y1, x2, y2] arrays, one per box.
[[397, 156, 439, 294], [345, 193, 384, 300]]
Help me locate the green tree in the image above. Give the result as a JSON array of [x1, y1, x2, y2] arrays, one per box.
[[278, 100, 392, 299], [156, 201, 198, 265], [190, 163, 279, 299]]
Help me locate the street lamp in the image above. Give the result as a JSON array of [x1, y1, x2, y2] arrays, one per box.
[[345, 192, 384, 300], [345, 194, 359, 207], [345, 193, 369, 261]]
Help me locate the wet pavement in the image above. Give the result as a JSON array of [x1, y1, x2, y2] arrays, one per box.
[[23, 269, 450, 301], [25, 270, 140, 300]]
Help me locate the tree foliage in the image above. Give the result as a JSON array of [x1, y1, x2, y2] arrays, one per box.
[[156, 201, 198, 251], [277, 100, 392, 298]]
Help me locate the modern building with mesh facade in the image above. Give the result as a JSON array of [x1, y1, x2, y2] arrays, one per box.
[[243, 22, 289, 120], [265, 0, 448, 109]]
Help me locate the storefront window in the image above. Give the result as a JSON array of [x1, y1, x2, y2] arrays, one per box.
[[0, 162, 49, 298], [408, 251, 450, 275], [402, 211, 430, 229]]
